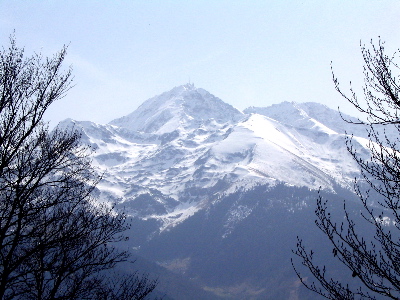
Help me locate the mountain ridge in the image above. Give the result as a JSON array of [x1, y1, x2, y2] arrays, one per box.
[[244, 101, 369, 138], [58, 85, 372, 232]]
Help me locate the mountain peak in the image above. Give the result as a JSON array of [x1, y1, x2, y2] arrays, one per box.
[[182, 82, 195, 90], [244, 102, 352, 134], [109, 85, 243, 134]]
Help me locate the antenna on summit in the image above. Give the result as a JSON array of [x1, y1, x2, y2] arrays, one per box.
[[186, 77, 194, 89]]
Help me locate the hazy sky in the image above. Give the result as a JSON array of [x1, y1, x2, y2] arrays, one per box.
[[1, 1, 399, 126]]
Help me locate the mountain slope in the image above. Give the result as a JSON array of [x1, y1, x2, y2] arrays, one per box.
[[58, 85, 378, 299]]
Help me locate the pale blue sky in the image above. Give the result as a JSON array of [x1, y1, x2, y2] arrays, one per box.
[[1, 1, 399, 126]]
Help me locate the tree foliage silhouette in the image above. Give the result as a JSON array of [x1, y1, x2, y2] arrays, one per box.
[[0, 35, 156, 299], [293, 39, 400, 299]]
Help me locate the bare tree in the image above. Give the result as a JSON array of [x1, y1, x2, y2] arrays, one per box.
[[293, 39, 400, 299], [0, 35, 156, 299]]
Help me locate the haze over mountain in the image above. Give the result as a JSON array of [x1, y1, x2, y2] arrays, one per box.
[[60, 84, 378, 299]]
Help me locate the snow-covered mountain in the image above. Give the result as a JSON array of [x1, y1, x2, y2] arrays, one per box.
[[60, 84, 384, 299], [60, 84, 371, 231]]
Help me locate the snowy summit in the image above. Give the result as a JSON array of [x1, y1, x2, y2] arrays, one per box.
[[110, 83, 243, 134]]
